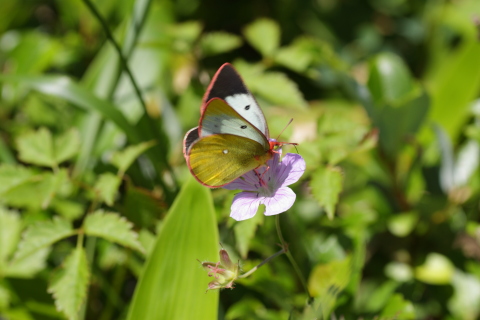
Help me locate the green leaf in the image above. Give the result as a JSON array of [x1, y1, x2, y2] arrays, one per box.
[[415, 253, 455, 285], [200, 32, 243, 57], [273, 37, 314, 73], [234, 210, 264, 258], [0, 166, 71, 209], [48, 247, 89, 320], [0, 208, 21, 265], [13, 217, 74, 261], [249, 71, 308, 109], [243, 18, 280, 57], [387, 211, 419, 237], [0, 75, 142, 146], [380, 294, 416, 319], [427, 30, 480, 138], [310, 166, 343, 219], [93, 173, 121, 206], [304, 257, 351, 319], [16, 127, 80, 168], [376, 91, 429, 157], [110, 140, 156, 175], [5, 248, 50, 278], [368, 52, 415, 106], [127, 178, 219, 320], [83, 210, 144, 253], [54, 128, 81, 164]]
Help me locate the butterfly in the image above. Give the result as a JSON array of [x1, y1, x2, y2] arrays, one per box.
[[183, 63, 291, 188]]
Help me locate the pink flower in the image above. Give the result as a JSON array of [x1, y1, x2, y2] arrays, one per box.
[[223, 152, 305, 221]]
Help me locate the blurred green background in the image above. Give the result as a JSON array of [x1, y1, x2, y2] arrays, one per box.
[[1, 0, 480, 319]]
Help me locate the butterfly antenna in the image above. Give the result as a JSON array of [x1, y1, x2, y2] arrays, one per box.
[[276, 118, 294, 141]]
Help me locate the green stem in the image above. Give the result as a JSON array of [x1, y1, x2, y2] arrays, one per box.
[[81, 0, 177, 196], [238, 248, 285, 279], [275, 214, 312, 301]]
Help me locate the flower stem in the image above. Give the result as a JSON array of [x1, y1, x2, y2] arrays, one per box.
[[238, 248, 285, 279], [275, 214, 312, 301]]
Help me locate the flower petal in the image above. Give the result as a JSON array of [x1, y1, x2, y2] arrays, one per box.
[[261, 187, 296, 216], [223, 170, 264, 191], [278, 153, 305, 187], [230, 192, 262, 221]]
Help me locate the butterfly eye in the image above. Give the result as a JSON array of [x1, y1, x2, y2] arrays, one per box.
[[240, 125, 247, 129], [244, 105, 250, 110]]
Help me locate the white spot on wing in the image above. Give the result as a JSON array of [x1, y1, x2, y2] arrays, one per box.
[[223, 149, 228, 154], [225, 93, 268, 136]]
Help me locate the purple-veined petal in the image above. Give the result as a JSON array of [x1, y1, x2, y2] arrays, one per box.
[[262, 187, 296, 216], [223, 168, 266, 191], [230, 192, 263, 221], [279, 153, 305, 187]]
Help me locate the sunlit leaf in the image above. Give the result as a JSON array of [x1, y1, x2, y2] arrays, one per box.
[[310, 166, 343, 219], [368, 52, 415, 106], [126, 178, 218, 320], [5, 248, 50, 278], [0, 167, 71, 209], [200, 32, 243, 57], [304, 257, 351, 319], [110, 140, 156, 175], [415, 253, 454, 285], [243, 18, 280, 57], [48, 247, 89, 320], [16, 127, 80, 168], [84, 210, 144, 253], [0, 207, 21, 265], [249, 71, 308, 109], [93, 173, 121, 206], [13, 217, 74, 261], [380, 294, 416, 320]]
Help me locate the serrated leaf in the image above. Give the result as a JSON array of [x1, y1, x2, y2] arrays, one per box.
[[111, 141, 156, 175], [16, 127, 54, 167], [54, 129, 81, 164], [48, 247, 89, 320], [243, 18, 280, 57], [0, 164, 36, 195], [310, 166, 343, 219], [0, 208, 22, 265], [14, 217, 74, 261], [83, 210, 144, 253], [6, 247, 50, 278], [1, 167, 71, 209], [200, 32, 243, 57], [93, 173, 121, 206], [16, 127, 80, 168]]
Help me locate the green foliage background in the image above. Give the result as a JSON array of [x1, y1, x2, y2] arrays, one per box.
[[1, 0, 480, 319]]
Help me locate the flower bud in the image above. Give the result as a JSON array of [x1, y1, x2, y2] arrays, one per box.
[[200, 249, 239, 290]]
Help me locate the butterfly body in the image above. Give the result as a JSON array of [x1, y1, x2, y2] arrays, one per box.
[[183, 63, 285, 188]]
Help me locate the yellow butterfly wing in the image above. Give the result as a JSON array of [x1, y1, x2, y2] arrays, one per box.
[[186, 134, 272, 188]]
